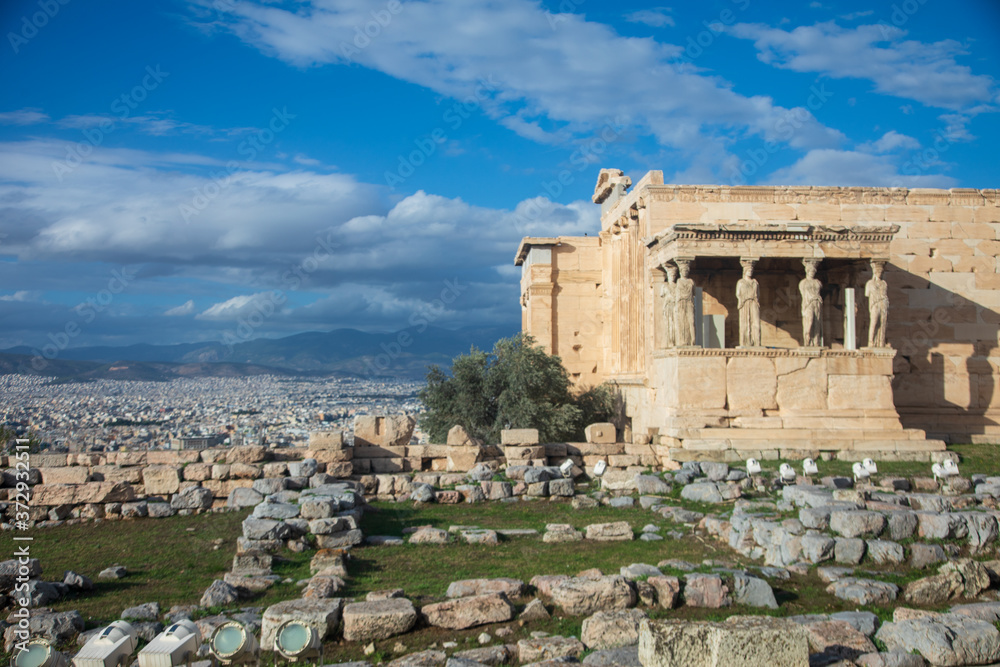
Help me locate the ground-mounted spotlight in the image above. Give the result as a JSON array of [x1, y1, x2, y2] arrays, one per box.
[[138, 620, 201, 667], [72, 621, 138, 667], [593, 460, 607, 477], [11, 639, 69, 667], [208, 622, 259, 667], [272, 621, 321, 665]]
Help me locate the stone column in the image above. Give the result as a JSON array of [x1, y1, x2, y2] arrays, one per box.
[[844, 288, 857, 350], [865, 259, 889, 348], [799, 258, 823, 347], [736, 258, 761, 347], [674, 258, 697, 347]]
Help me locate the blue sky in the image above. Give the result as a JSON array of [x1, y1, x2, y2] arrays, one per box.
[[0, 0, 997, 354]]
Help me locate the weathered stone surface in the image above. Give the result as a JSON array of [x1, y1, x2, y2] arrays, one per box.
[[342, 598, 417, 641], [519, 598, 551, 622], [801, 535, 836, 564], [638, 616, 809, 667], [242, 517, 292, 541], [805, 620, 877, 662], [940, 559, 991, 597], [581, 609, 647, 649], [549, 575, 637, 616], [200, 579, 240, 608], [647, 576, 681, 609], [446, 578, 525, 599], [732, 573, 777, 609], [876, 613, 1000, 667], [583, 646, 640, 667], [826, 578, 898, 606], [681, 482, 724, 504], [585, 521, 633, 541], [121, 602, 160, 621], [501, 428, 539, 445], [830, 511, 886, 538], [143, 465, 181, 495], [834, 537, 866, 565], [585, 423, 616, 444], [2, 609, 83, 652], [866, 540, 905, 565], [387, 650, 446, 667], [227, 487, 264, 508], [903, 572, 963, 606], [683, 574, 730, 609], [886, 511, 918, 541], [227, 446, 270, 465], [517, 636, 585, 663], [409, 527, 450, 544], [635, 474, 671, 495], [910, 543, 947, 569], [446, 425, 475, 446], [453, 645, 515, 665], [530, 574, 571, 598], [170, 485, 214, 510], [261, 598, 343, 647], [421, 593, 514, 630]]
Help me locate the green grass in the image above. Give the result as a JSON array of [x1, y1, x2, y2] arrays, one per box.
[[753, 443, 998, 479]]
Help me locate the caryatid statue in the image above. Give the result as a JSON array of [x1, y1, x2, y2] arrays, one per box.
[[799, 259, 823, 347], [659, 263, 678, 348], [674, 259, 696, 347], [736, 259, 761, 347], [866, 259, 889, 348]]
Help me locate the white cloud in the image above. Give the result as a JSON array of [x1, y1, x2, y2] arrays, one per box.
[[0, 109, 49, 125], [767, 149, 956, 188], [165, 299, 195, 316], [862, 130, 920, 154], [0, 290, 39, 302], [197, 292, 284, 320], [625, 8, 675, 28], [727, 21, 999, 111], [189, 0, 843, 165]]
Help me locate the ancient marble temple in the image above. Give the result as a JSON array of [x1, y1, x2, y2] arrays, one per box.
[[515, 169, 1000, 460]]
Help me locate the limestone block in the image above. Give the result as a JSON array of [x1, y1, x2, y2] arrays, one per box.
[[638, 616, 809, 667], [148, 451, 201, 464], [447, 425, 476, 446], [501, 428, 540, 445], [446, 450, 480, 472], [142, 465, 181, 495], [828, 376, 894, 410], [309, 430, 344, 450], [585, 423, 616, 444], [89, 465, 142, 484], [368, 458, 405, 474], [676, 356, 727, 409], [309, 449, 353, 465], [503, 445, 546, 461], [260, 599, 343, 648], [353, 415, 416, 447], [353, 446, 407, 459], [342, 598, 417, 642], [182, 463, 212, 482], [421, 593, 515, 630], [726, 357, 777, 412], [227, 446, 269, 465], [38, 467, 89, 485]]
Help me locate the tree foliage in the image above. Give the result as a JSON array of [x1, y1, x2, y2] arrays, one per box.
[[419, 333, 615, 444]]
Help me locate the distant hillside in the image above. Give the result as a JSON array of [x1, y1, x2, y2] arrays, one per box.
[[1, 325, 514, 380]]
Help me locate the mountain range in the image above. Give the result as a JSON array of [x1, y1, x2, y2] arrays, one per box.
[[0, 325, 513, 382]]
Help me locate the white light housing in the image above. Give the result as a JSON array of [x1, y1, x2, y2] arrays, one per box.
[[72, 621, 138, 667], [593, 460, 607, 477], [852, 461, 870, 482], [778, 463, 796, 483], [208, 622, 259, 667], [745, 458, 761, 476], [943, 459, 960, 475], [862, 458, 878, 474], [559, 459, 575, 478], [273, 621, 321, 663], [138, 620, 201, 667], [12, 639, 69, 667], [802, 458, 819, 476]]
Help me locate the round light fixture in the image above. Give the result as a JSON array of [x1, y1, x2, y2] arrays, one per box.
[[12, 639, 68, 667], [273, 621, 320, 664]]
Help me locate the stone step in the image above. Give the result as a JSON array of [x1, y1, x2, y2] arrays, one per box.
[[680, 438, 947, 452], [697, 428, 928, 441]]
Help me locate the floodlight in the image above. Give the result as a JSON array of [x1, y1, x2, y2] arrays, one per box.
[[778, 463, 796, 484], [852, 461, 870, 483], [72, 621, 138, 667], [559, 459, 575, 478], [138, 620, 201, 667], [933, 460, 960, 482], [745, 458, 761, 476], [12, 639, 69, 667], [802, 458, 819, 476], [862, 458, 878, 474], [593, 460, 607, 477], [208, 622, 259, 667], [272, 621, 322, 664]]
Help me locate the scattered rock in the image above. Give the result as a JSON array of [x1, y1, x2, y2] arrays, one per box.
[[581, 609, 647, 649], [342, 599, 418, 642], [422, 593, 515, 630]]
